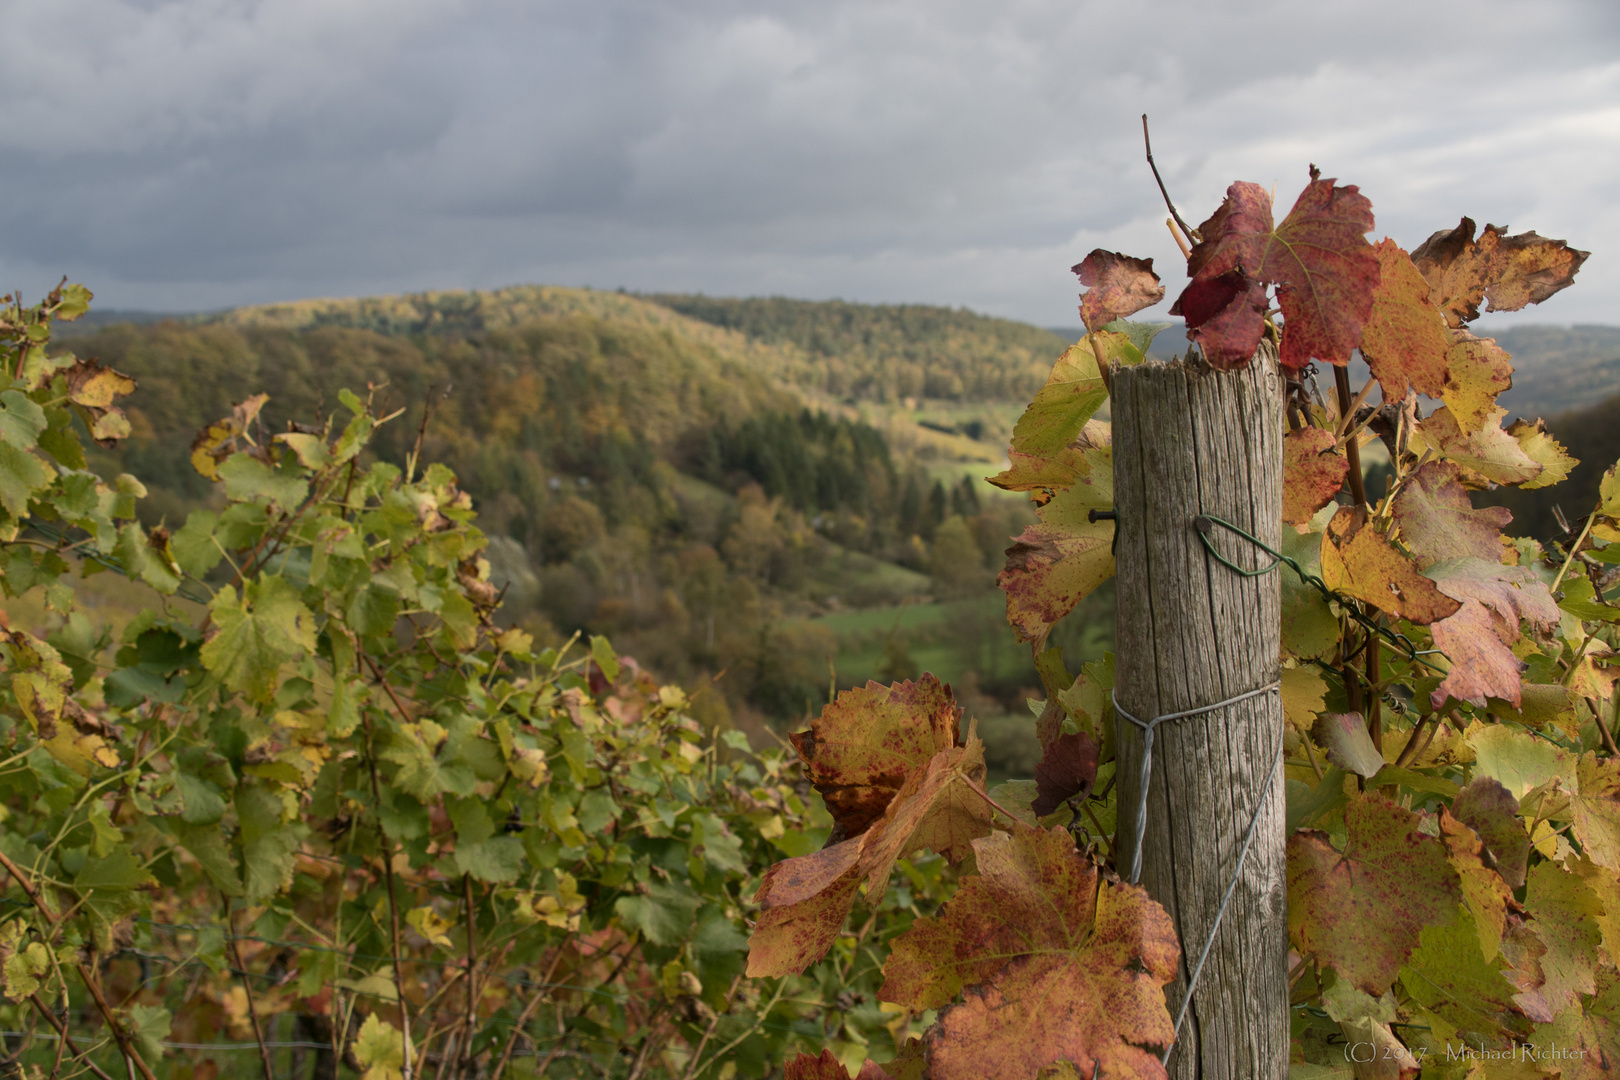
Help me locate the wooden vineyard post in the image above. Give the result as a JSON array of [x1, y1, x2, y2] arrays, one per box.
[[1110, 343, 1289, 1079]]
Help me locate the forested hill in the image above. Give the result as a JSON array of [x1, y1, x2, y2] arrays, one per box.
[[55, 286, 1052, 736], [644, 294, 1068, 402]]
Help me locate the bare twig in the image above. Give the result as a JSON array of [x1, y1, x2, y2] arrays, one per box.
[[1165, 217, 1192, 261], [1142, 115, 1199, 246], [224, 900, 276, 1080]]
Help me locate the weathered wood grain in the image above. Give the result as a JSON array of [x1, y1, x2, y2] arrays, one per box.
[[1111, 343, 1288, 1080]]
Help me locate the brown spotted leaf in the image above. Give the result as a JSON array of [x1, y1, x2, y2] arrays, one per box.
[[1506, 418, 1577, 491], [1523, 861, 1602, 1016], [1361, 239, 1449, 400], [1532, 968, 1619, 1080], [1391, 460, 1512, 568], [1177, 175, 1378, 370], [1319, 507, 1460, 625], [999, 444, 1115, 647], [1452, 776, 1530, 890], [1031, 731, 1099, 818], [1429, 599, 1526, 709], [857, 733, 994, 903], [791, 675, 962, 842], [1439, 329, 1515, 435], [1283, 427, 1349, 526], [61, 357, 138, 447], [747, 839, 865, 978], [1288, 796, 1460, 994], [784, 1050, 894, 1080], [191, 393, 270, 481], [1414, 406, 1541, 487], [1410, 218, 1589, 328], [749, 732, 995, 975], [1572, 751, 1620, 871], [1073, 251, 1165, 332], [883, 825, 1178, 1080], [1439, 808, 1511, 962]]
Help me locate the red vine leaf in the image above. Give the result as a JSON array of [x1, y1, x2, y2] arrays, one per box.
[[1031, 730, 1099, 817], [1451, 776, 1530, 890], [791, 675, 962, 842], [1523, 861, 1603, 1016], [1440, 808, 1512, 962], [882, 825, 1178, 1080], [1410, 218, 1589, 328], [1073, 251, 1165, 332], [1282, 427, 1349, 526], [1439, 330, 1515, 435], [784, 1050, 894, 1080], [1170, 266, 1269, 371], [1176, 174, 1378, 370], [1391, 461, 1512, 568], [1360, 239, 1449, 400], [1428, 599, 1526, 709], [1288, 796, 1460, 994], [999, 444, 1115, 647], [1319, 507, 1460, 625]]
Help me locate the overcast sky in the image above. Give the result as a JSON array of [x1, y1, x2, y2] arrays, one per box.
[[2, 0, 1616, 327]]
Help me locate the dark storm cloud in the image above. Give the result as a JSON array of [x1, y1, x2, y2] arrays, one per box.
[[0, 0, 1615, 324]]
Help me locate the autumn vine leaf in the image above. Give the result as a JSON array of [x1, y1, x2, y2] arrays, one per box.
[[1173, 173, 1378, 370], [1360, 239, 1449, 401], [1288, 796, 1461, 995], [1409, 217, 1589, 328], [1282, 427, 1349, 526], [1319, 506, 1459, 625], [1391, 460, 1512, 567], [783, 1050, 894, 1080], [748, 682, 994, 977], [1073, 250, 1165, 332], [998, 440, 1115, 647], [790, 674, 963, 843], [881, 825, 1178, 1080]]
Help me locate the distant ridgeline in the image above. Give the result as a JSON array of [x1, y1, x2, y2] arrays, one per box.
[[644, 293, 1067, 402]]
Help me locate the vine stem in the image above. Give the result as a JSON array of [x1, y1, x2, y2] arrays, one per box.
[[488, 948, 569, 1080], [27, 993, 116, 1080], [0, 848, 156, 1080], [1141, 115, 1199, 246], [965, 780, 1021, 827], [223, 898, 276, 1080], [459, 874, 479, 1080], [1334, 366, 1368, 508], [358, 704, 414, 1080]]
